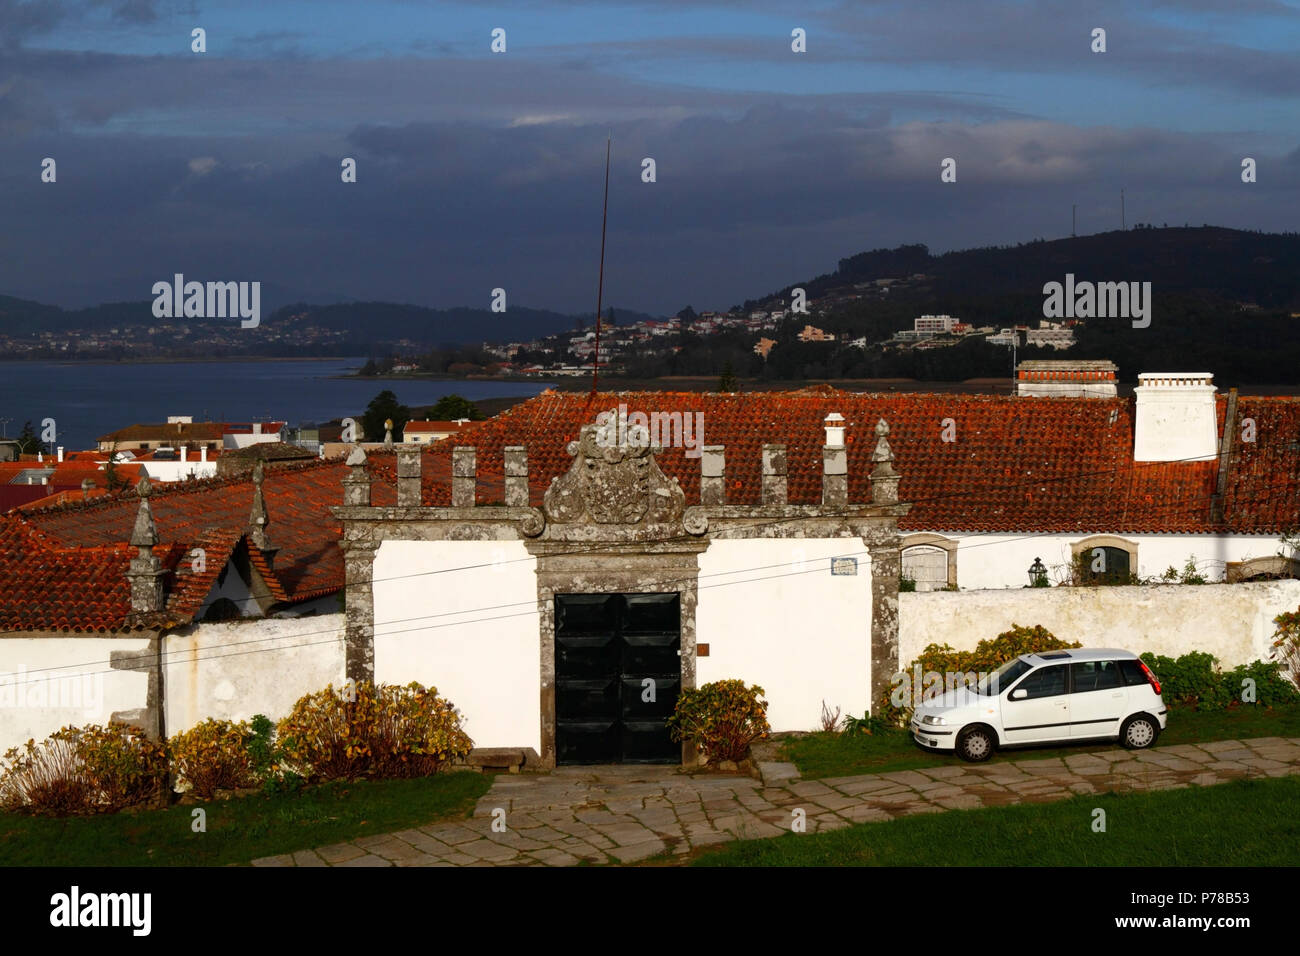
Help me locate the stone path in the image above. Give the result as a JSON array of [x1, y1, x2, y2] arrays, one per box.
[[251, 736, 1300, 867]]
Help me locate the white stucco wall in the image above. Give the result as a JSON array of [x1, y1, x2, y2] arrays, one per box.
[[139, 460, 218, 482], [372, 540, 541, 754], [696, 539, 873, 733], [0, 637, 152, 751], [899, 578, 1300, 670], [164, 615, 346, 734], [196, 563, 260, 619], [909, 532, 1286, 591]]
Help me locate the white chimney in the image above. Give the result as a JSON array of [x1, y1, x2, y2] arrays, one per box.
[[57, 446, 64, 462], [1133, 373, 1218, 463], [201, 445, 208, 462], [823, 412, 846, 448], [253, 422, 262, 435], [180, 446, 187, 462]]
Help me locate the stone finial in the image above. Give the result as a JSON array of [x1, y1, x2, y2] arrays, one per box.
[[248, 459, 274, 554], [127, 476, 164, 615], [452, 446, 476, 508], [343, 445, 372, 507], [504, 446, 529, 507], [761, 443, 787, 506], [700, 445, 726, 505], [870, 418, 900, 504], [130, 476, 158, 548], [383, 417, 394, 448], [872, 418, 893, 463], [396, 446, 422, 507]]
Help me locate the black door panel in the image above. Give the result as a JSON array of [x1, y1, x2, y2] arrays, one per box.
[[620, 676, 679, 720], [556, 632, 619, 678], [556, 678, 619, 720], [556, 593, 681, 764], [556, 720, 618, 764]]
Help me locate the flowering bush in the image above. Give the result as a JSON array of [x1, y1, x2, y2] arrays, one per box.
[[277, 681, 473, 783], [0, 724, 167, 815], [1271, 607, 1300, 689], [667, 679, 770, 764], [0, 729, 90, 815], [168, 719, 257, 798]]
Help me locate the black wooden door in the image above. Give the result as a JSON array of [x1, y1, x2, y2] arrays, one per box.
[[555, 592, 681, 764]]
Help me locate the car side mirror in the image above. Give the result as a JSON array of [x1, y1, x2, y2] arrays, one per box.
[[1010, 688, 1028, 700]]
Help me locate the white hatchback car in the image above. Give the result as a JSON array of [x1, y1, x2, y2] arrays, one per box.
[[910, 648, 1167, 762]]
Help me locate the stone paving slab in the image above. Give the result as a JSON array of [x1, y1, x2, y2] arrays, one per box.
[[250, 736, 1300, 867]]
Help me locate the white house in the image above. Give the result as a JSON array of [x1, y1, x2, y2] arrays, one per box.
[[335, 399, 906, 768], [332, 374, 1300, 768]]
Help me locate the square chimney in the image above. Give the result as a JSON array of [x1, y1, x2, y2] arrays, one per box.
[[1133, 373, 1218, 463]]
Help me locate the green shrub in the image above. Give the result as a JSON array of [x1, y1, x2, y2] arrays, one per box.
[[277, 682, 473, 784], [880, 624, 1080, 727], [667, 679, 770, 764], [840, 711, 896, 737], [1141, 652, 1300, 709], [1140, 652, 1233, 709], [243, 713, 303, 795], [0, 724, 167, 815], [168, 719, 257, 799], [1225, 661, 1300, 707]]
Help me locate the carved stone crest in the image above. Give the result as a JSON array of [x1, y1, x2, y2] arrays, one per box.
[[543, 423, 685, 526]]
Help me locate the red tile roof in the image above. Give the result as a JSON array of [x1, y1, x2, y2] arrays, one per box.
[[3, 458, 395, 632], [0, 519, 187, 633], [406, 388, 1300, 535]]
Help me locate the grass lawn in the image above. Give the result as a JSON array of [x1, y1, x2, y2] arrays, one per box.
[[693, 775, 1300, 866], [783, 703, 1300, 779], [0, 770, 491, 867]]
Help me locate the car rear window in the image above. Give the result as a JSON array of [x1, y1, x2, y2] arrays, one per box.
[[1117, 659, 1148, 686], [1071, 660, 1123, 691]]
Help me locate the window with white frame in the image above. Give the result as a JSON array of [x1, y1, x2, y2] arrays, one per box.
[[902, 545, 949, 591]]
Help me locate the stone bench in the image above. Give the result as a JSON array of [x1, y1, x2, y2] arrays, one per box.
[[465, 748, 528, 773]]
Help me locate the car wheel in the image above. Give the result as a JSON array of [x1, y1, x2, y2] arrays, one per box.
[[956, 726, 995, 762], [1120, 714, 1159, 750]]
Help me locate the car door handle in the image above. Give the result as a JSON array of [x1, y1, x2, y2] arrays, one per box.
[[1111, 692, 1124, 698]]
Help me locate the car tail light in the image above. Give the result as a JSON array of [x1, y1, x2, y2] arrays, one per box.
[[1138, 660, 1161, 695]]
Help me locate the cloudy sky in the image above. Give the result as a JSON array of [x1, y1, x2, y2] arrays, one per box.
[[2, 0, 1298, 315]]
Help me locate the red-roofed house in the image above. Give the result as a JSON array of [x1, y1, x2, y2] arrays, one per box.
[[4, 374, 1299, 764], [331, 377, 1300, 768], [402, 420, 474, 445]]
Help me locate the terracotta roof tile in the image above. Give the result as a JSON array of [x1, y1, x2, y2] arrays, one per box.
[[409, 389, 1300, 535], [4, 458, 395, 632]]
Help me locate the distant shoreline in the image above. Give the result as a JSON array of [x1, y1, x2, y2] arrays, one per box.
[[0, 356, 363, 367]]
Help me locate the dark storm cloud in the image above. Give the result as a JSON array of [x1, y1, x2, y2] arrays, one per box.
[[1, 1, 1298, 315], [4, 84, 1296, 314], [0, 0, 179, 46]]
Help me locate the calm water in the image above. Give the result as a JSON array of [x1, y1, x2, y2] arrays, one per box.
[[0, 359, 546, 451]]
